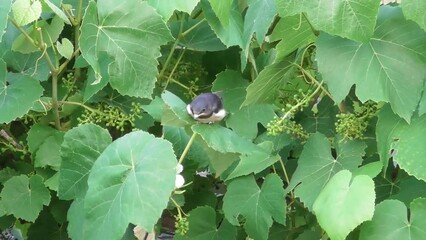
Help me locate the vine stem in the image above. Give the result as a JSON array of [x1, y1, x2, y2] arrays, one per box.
[[163, 47, 186, 91], [178, 132, 197, 165], [59, 101, 103, 115], [51, 73, 61, 129]]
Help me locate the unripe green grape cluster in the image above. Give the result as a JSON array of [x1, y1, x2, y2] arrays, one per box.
[[62, 72, 77, 92], [77, 102, 142, 132], [335, 101, 378, 140], [175, 216, 189, 236]]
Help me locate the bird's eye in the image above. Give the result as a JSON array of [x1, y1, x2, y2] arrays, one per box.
[[201, 108, 206, 113]]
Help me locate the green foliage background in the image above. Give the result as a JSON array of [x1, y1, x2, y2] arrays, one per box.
[[0, 0, 425, 239]]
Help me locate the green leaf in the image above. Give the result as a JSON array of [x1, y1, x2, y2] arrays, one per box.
[[84, 131, 177, 239], [211, 69, 248, 113], [0, 175, 51, 222], [240, 0, 276, 68], [401, 0, 426, 31], [223, 174, 286, 240], [3, 50, 51, 81], [0, 0, 11, 42], [268, 15, 317, 61], [56, 38, 73, 59], [243, 59, 295, 106], [209, 0, 232, 27], [80, 0, 173, 98], [43, 0, 72, 25], [27, 123, 58, 154], [276, 0, 380, 42], [174, 206, 237, 240], [82, 53, 112, 102], [147, 0, 200, 20], [12, 0, 42, 26], [352, 161, 383, 178], [59, 124, 112, 200], [67, 199, 85, 240], [12, 16, 64, 53], [0, 61, 44, 124], [391, 177, 426, 206], [376, 105, 426, 181], [201, 0, 243, 47], [313, 170, 375, 240], [360, 198, 426, 240], [34, 132, 64, 169], [287, 133, 366, 210], [226, 141, 280, 180], [161, 91, 192, 127], [0, 167, 19, 184], [316, 6, 426, 122], [170, 19, 226, 51], [226, 104, 276, 139], [142, 96, 164, 121]]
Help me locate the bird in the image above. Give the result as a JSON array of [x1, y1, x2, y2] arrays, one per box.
[[186, 92, 226, 123]]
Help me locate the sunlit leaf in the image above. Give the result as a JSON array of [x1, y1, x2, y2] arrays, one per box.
[[84, 131, 177, 239], [316, 6, 426, 122], [56, 38, 73, 59], [12, 0, 42, 26], [313, 170, 375, 240], [0, 0, 12, 41], [80, 0, 173, 98], [287, 133, 366, 210], [401, 0, 426, 31], [147, 0, 199, 20], [360, 198, 426, 240]]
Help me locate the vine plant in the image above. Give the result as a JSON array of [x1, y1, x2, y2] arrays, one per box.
[[0, 0, 425, 240]]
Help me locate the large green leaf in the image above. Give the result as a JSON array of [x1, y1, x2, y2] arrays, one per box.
[[11, 0, 42, 26], [360, 198, 426, 240], [276, 0, 380, 42], [211, 69, 248, 113], [313, 170, 375, 240], [401, 0, 426, 31], [209, 0, 232, 27], [226, 104, 276, 139], [287, 133, 366, 210], [147, 0, 199, 20], [80, 0, 173, 98], [376, 105, 426, 181], [84, 131, 177, 239], [316, 6, 426, 122], [390, 177, 426, 206], [201, 0, 243, 47], [174, 206, 237, 240], [0, 0, 11, 42], [27, 123, 58, 154], [243, 59, 295, 106], [223, 174, 286, 240], [12, 16, 65, 54], [240, 0, 276, 68], [0, 175, 51, 222], [67, 199, 85, 240], [0, 61, 44, 124], [268, 15, 317, 62], [58, 124, 112, 200]]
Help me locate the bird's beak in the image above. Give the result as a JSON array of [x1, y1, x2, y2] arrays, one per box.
[[193, 114, 200, 119]]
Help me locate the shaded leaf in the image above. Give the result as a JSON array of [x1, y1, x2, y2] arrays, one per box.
[[80, 0, 173, 98], [360, 198, 426, 240], [211, 69, 248, 113], [243, 59, 295, 106], [59, 124, 112, 200], [287, 133, 366, 210], [391, 177, 426, 206], [313, 170, 375, 240], [316, 6, 426, 122], [161, 91, 192, 127], [43, 0, 72, 25], [27, 123, 58, 154], [174, 206, 237, 240], [223, 174, 286, 240], [84, 131, 177, 239], [376, 105, 426, 181], [0, 61, 44, 124], [34, 132, 64, 169], [0, 175, 51, 222], [12, 16, 64, 53]]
